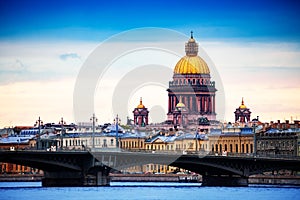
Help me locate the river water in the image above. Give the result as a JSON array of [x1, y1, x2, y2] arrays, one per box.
[[1, 182, 299, 200]]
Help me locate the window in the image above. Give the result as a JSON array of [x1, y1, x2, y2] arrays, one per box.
[[111, 139, 114, 146]]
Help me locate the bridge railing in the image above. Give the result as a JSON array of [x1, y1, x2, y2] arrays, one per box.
[[1, 148, 299, 160]]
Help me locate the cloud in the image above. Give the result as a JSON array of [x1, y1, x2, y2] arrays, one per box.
[[0, 41, 94, 85], [0, 59, 26, 72], [59, 53, 81, 61]]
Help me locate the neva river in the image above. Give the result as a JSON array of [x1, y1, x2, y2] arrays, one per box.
[[1, 182, 299, 200]]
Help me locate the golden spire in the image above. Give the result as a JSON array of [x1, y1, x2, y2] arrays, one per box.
[[239, 97, 247, 109], [137, 97, 145, 109], [176, 96, 185, 108]]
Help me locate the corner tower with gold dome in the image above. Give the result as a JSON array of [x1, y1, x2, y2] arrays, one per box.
[[133, 97, 149, 127], [167, 32, 217, 127], [234, 98, 251, 123]]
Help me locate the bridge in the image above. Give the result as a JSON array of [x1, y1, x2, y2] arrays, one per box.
[[0, 150, 299, 187]]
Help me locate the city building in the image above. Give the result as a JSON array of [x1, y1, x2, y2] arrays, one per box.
[[119, 131, 147, 151], [38, 131, 120, 151], [0, 128, 38, 174], [256, 120, 300, 157], [174, 131, 209, 153], [208, 126, 254, 155], [167, 32, 217, 127]]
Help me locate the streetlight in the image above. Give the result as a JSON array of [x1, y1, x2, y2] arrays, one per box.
[[34, 116, 43, 150], [90, 113, 98, 149], [114, 115, 121, 148], [59, 117, 66, 150], [253, 116, 259, 157], [195, 129, 199, 153]]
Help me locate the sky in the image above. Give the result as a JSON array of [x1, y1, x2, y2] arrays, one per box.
[[0, 0, 300, 127]]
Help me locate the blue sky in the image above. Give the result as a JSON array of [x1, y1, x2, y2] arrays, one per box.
[[1, 0, 300, 41], [0, 0, 300, 126]]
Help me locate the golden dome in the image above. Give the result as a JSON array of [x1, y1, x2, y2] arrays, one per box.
[[176, 102, 186, 108], [188, 31, 195, 43], [174, 56, 210, 74], [239, 104, 247, 109], [239, 98, 247, 109], [137, 97, 145, 109], [188, 38, 195, 43]]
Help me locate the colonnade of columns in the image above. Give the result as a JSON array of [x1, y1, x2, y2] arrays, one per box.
[[168, 94, 216, 114]]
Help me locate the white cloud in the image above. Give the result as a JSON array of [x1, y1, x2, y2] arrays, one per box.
[[59, 53, 81, 61]]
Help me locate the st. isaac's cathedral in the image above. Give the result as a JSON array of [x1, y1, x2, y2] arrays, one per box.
[[166, 32, 216, 127], [132, 32, 249, 130]]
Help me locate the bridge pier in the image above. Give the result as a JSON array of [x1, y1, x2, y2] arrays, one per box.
[[42, 171, 85, 187], [202, 175, 248, 187], [96, 171, 110, 186]]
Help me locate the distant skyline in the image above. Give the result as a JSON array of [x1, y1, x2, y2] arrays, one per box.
[[0, 0, 300, 127]]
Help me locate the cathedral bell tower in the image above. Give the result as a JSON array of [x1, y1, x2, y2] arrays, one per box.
[[234, 98, 251, 123], [133, 97, 149, 127]]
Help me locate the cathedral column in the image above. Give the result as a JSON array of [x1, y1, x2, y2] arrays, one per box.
[[172, 96, 175, 111], [202, 97, 204, 113], [203, 97, 206, 112], [213, 95, 216, 113], [207, 97, 210, 113], [168, 95, 172, 113], [197, 96, 200, 112], [205, 97, 208, 113], [190, 96, 193, 111], [208, 97, 211, 113]]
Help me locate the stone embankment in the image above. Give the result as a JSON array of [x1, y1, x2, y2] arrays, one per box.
[[248, 175, 300, 185], [110, 174, 200, 183], [1, 174, 300, 185], [0, 174, 43, 182]]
